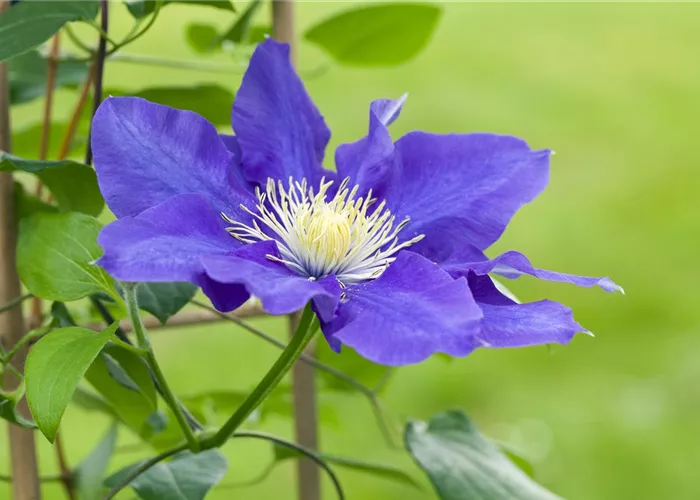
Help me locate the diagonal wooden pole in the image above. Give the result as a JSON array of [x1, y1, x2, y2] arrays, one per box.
[[272, 2, 321, 500], [0, 1, 41, 499]]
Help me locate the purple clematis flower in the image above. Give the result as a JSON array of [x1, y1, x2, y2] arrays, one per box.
[[92, 38, 621, 366]]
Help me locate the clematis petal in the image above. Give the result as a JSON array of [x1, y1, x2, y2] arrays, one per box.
[[382, 132, 550, 259], [335, 95, 407, 199], [201, 241, 341, 322], [323, 251, 482, 366], [468, 273, 585, 348], [478, 300, 586, 348], [445, 250, 623, 293], [232, 39, 332, 187], [92, 97, 254, 219], [219, 134, 241, 156], [97, 194, 237, 283]]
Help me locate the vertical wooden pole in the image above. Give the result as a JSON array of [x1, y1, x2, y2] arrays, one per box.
[[0, 1, 42, 499], [272, 3, 321, 500]]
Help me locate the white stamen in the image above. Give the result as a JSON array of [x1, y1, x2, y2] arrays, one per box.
[[223, 177, 424, 285]]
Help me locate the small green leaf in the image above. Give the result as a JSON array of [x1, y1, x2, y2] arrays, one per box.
[[185, 23, 220, 53], [9, 50, 90, 105], [109, 85, 234, 126], [102, 344, 157, 409], [0, 1, 99, 62], [304, 3, 442, 66], [274, 445, 420, 489], [85, 348, 158, 438], [75, 425, 118, 500], [71, 387, 118, 418], [219, 0, 262, 44], [51, 302, 78, 328], [405, 410, 562, 500], [0, 387, 36, 428], [17, 212, 114, 302], [105, 450, 228, 500], [0, 153, 104, 216], [133, 282, 197, 325], [25, 324, 119, 442], [126, 0, 234, 19]]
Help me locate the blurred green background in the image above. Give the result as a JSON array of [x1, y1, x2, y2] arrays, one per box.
[[4, 2, 699, 499]]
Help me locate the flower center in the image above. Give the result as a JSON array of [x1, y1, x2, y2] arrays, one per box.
[[222, 177, 424, 285]]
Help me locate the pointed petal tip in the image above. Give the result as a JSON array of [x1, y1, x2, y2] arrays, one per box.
[[599, 277, 624, 294]]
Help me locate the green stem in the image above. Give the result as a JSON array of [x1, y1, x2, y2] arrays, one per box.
[[190, 299, 398, 447], [122, 284, 200, 452], [0, 293, 32, 314], [200, 303, 318, 450], [62, 24, 94, 55], [1, 326, 48, 364]]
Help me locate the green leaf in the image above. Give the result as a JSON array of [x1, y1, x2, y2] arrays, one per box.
[[304, 3, 442, 67], [25, 323, 119, 442], [133, 282, 197, 325], [16, 212, 114, 302], [101, 344, 157, 409], [85, 348, 158, 439], [274, 445, 420, 489], [0, 387, 36, 428], [51, 302, 78, 328], [219, 0, 262, 44], [105, 450, 228, 500], [75, 425, 118, 500], [0, 153, 104, 216], [13, 181, 58, 220], [405, 410, 562, 500], [71, 387, 118, 418], [109, 85, 234, 126], [9, 50, 89, 105], [102, 352, 141, 392], [126, 0, 234, 19], [499, 442, 536, 479], [185, 23, 220, 53], [0, 1, 99, 62]]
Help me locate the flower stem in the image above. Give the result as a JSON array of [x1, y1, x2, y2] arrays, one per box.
[[122, 284, 200, 452], [200, 303, 318, 450]]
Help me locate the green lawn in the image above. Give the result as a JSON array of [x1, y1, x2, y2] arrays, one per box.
[[4, 2, 700, 499]]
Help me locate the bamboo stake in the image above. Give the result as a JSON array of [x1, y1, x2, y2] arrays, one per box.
[[272, 3, 321, 499], [0, 1, 41, 498]]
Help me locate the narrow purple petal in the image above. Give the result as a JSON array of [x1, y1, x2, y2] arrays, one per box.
[[335, 95, 406, 200], [92, 97, 254, 219], [97, 194, 236, 283], [477, 300, 585, 348], [383, 132, 550, 259], [467, 273, 585, 349], [201, 241, 341, 321], [324, 251, 482, 366], [232, 39, 332, 187], [445, 250, 623, 293]]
